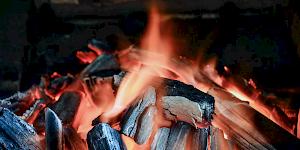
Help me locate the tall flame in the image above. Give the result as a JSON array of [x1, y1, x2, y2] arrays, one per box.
[[101, 6, 174, 121]]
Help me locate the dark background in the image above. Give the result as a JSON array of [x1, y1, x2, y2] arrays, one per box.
[[0, 0, 300, 99]]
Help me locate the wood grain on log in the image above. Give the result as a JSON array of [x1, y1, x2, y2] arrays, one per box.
[[188, 127, 209, 150], [209, 87, 300, 150], [121, 87, 156, 138], [87, 123, 126, 150], [165, 122, 191, 150], [151, 128, 170, 150], [0, 108, 42, 150]]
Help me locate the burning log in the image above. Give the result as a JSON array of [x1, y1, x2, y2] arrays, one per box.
[[0, 108, 42, 149], [162, 79, 214, 127], [151, 128, 170, 150], [209, 126, 237, 150], [209, 86, 300, 150], [134, 106, 157, 144], [87, 123, 126, 150], [50, 91, 82, 125], [121, 87, 156, 139], [189, 127, 209, 150], [153, 122, 208, 150], [165, 122, 191, 150], [121, 79, 214, 146], [33, 91, 82, 132], [80, 54, 120, 78], [45, 108, 63, 150]]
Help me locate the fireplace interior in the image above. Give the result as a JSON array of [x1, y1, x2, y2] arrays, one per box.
[[0, 0, 300, 150]]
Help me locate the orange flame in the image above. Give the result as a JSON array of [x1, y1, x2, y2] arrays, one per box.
[[101, 6, 174, 121]]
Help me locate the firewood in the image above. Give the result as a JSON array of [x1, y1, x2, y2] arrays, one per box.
[[209, 126, 237, 150], [33, 91, 82, 133], [165, 122, 191, 150], [162, 79, 214, 127], [151, 128, 170, 150], [80, 54, 120, 78], [50, 91, 82, 125], [209, 86, 300, 150], [188, 127, 209, 150], [0, 108, 42, 150], [87, 123, 126, 150], [45, 108, 63, 150], [121, 87, 156, 138], [134, 106, 157, 144]]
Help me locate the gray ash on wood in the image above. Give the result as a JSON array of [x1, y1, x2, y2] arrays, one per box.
[[163, 79, 215, 122], [0, 108, 42, 150]]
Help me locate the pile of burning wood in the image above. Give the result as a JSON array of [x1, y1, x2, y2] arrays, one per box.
[[0, 5, 299, 150]]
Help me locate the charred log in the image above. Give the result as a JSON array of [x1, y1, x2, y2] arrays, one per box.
[[80, 54, 120, 78], [87, 123, 126, 150], [163, 79, 214, 123], [121, 87, 156, 138], [165, 122, 191, 150], [151, 128, 170, 150], [33, 91, 82, 132], [0, 108, 42, 150]]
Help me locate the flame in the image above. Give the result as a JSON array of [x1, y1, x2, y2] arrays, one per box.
[[101, 6, 174, 121]]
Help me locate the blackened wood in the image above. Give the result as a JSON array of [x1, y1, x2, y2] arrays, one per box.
[[46, 75, 74, 96], [151, 128, 170, 150], [189, 127, 209, 150], [166, 122, 191, 150], [33, 91, 82, 133], [0, 108, 42, 150], [121, 87, 156, 137], [163, 79, 214, 123], [80, 54, 120, 78], [50, 91, 82, 125], [87, 123, 126, 150], [45, 108, 63, 150]]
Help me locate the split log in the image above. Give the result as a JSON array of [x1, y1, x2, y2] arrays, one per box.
[[209, 126, 238, 150], [188, 127, 209, 150], [165, 122, 191, 150], [45, 108, 63, 150], [162, 79, 214, 126], [121, 87, 156, 138], [87, 123, 126, 150], [50, 91, 82, 125], [209, 86, 300, 150], [151, 128, 170, 150], [0, 108, 42, 150], [121, 79, 214, 145], [134, 106, 157, 144]]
